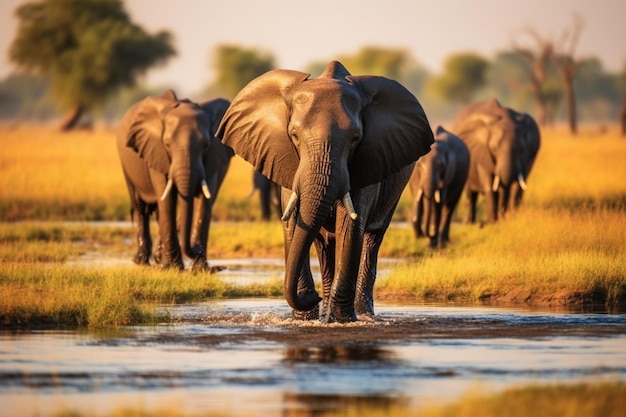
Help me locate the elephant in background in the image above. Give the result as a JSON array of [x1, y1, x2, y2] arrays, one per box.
[[409, 126, 470, 248], [217, 61, 433, 322], [117, 90, 233, 271], [249, 170, 281, 221], [451, 98, 540, 224]]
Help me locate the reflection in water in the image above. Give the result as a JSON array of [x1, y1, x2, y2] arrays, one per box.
[[281, 392, 405, 417], [1, 301, 625, 417], [283, 344, 395, 364]]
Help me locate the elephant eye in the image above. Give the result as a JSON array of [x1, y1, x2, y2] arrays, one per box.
[[291, 130, 300, 146]]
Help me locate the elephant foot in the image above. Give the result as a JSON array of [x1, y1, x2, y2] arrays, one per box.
[[132, 250, 151, 266], [190, 258, 228, 274], [292, 304, 319, 321], [322, 305, 356, 323], [357, 313, 376, 322]]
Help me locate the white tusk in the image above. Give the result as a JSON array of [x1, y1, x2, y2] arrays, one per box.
[[201, 179, 211, 199], [518, 173, 528, 191], [281, 191, 299, 222], [416, 188, 423, 202], [434, 190, 441, 204], [492, 175, 500, 192], [342, 192, 358, 221], [160, 178, 174, 201]]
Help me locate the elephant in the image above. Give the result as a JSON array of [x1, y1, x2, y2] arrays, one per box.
[[451, 98, 540, 224], [409, 126, 470, 248], [117, 89, 233, 271], [250, 170, 281, 221], [217, 61, 433, 322]]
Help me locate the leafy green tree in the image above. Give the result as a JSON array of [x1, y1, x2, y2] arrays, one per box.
[[209, 45, 274, 99], [307, 46, 430, 98], [9, 0, 175, 130], [430, 52, 488, 105]]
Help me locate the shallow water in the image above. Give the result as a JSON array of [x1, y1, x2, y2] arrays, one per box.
[[1, 299, 625, 417]]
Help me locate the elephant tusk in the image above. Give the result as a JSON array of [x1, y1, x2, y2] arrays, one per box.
[[160, 178, 174, 201], [416, 188, 423, 202], [518, 173, 528, 191], [434, 190, 441, 204], [281, 191, 299, 222], [342, 192, 358, 221], [492, 175, 500, 192], [201, 179, 211, 199]]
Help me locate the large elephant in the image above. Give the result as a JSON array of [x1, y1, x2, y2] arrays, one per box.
[[217, 61, 433, 322], [117, 90, 233, 271], [451, 98, 540, 224], [409, 126, 470, 248]]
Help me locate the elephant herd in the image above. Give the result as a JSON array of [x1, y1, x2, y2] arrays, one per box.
[[116, 61, 540, 323]]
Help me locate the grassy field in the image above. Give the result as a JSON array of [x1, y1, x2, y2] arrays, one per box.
[[0, 125, 625, 327]]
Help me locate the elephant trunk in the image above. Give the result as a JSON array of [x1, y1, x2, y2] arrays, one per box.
[[284, 147, 347, 312], [173, 164, 204, 262]]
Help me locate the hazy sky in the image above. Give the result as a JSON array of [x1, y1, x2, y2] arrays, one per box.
[[1, 0, 624, 97]]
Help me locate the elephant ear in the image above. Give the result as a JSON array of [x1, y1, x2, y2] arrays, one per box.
[[200, 98, 231, 138], [126, 91, 179, 174], [347, 75, 434, 188], [216, 70, 311, 189]]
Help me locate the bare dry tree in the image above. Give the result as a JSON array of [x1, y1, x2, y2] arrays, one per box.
[[554, 13, 584, 135], [512, 28, 553, 126]]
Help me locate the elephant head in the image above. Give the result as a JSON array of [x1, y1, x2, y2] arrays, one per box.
[[123, 90, 225, 267], [217, 61, 433, 312]]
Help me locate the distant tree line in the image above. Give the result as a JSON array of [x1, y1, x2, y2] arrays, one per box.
[[1, 0, 625, 131]]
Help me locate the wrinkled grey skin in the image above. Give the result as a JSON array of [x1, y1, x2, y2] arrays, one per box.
[[117, 90, 233, 271], [451, 99, 540, 224], [409, 126, 470, 248], [252, 170, 281, 221], [217, 61, 433, 322]]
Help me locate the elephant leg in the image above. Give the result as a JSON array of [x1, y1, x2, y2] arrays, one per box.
[[439, 204, 453, 248], [156, 197, 184, 270], [411, 195, 424, 238], [354, 227, 385, 320], [465, 190, 478, 224], [132, 201, 152, 265], [327, 207, 365, 323], [314, 230, 336, 321], [485, 190, 498, 223], [190, 196, 210, 272]]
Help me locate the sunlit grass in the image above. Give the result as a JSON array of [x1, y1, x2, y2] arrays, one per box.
[[44, 381, 626, 417], [0, 262, 283, 328], [381, 206, 626, 308], [0, 126, 265, 221]]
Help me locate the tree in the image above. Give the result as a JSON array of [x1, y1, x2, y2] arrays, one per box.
[[210, 45, 275, 99], [429, 52, 488, 105], [9, 0, 175, 130], [333, 46, 429, 96], [554, 13, 584, 135], [512, 28, 554, 126]]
